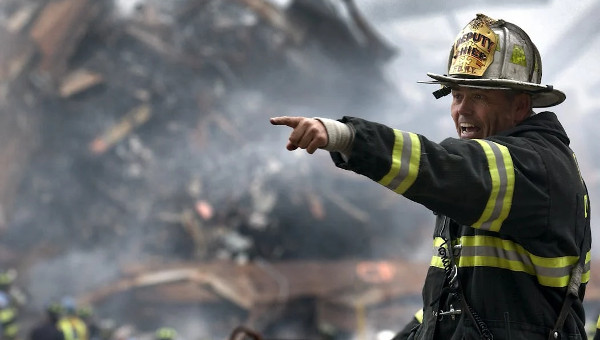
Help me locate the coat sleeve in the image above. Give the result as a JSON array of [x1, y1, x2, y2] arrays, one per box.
[[330, 116, 550, 236]]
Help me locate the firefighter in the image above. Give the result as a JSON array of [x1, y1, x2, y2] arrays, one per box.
[[76, 305, 100, 340], [57, 297, 88, 340], [0, 269, 24, 340], [271, 13, 591, 339], [29, 302, 65, 340]]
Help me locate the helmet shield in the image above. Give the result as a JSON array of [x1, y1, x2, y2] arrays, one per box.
[[422, 13, 565, 108], [449, 14, 499, 77]]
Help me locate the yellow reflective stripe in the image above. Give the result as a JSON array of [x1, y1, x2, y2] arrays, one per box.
[[471, 140, 514, 232], [378, 130, 421, 194], [583, 269, 591, 284], [415, 308, 424, 323], [430, 236, 591, 288], [0, 308, 15, 321], [433, 237, 446, 247], [430, 254, 443, 268], [458, 255, 532, 274], [573, 152, 584, 184], [596, 314, 600, 329], [395, 132, 421, 194], [59, 317, 88, 340], [572, 153, 588, 218], [472, 140, 502, 230], [4, 323, 18, 337], [378, 129, 402, 187], [430, 237, 446, 267]]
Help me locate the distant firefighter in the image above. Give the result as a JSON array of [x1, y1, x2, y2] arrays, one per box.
[[29, 302, 65, 340], [57, 297, 88, 340], [76, 305, 100, 340], [0, 269, 25, 340]]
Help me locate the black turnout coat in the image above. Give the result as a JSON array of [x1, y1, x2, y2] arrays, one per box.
[[331, 112, 591, 339]]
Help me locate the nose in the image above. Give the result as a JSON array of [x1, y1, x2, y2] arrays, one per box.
[[455, 97, 474, 116]]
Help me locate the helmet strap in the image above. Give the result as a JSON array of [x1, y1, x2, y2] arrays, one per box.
[[433, 86, 452, 99]]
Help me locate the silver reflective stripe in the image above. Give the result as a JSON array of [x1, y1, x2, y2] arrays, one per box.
[[387, 131, 413, 190], [480, 141, 508, 230], [472, 140, 515, 232], [430, 236, 591, 288], [378, 130, 420, 194], [459, 245, 571, 278]]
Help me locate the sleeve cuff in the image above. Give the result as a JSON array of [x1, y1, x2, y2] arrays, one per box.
[[315, 117, 354, 154]]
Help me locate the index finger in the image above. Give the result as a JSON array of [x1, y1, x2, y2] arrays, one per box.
[[270, 116, 302, 128]]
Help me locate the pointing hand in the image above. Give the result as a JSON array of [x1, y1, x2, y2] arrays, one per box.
[[270, 116, 328, 154]]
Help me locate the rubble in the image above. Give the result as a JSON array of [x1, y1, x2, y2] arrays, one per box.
[[1, 0, 599, 339], [78, 259, 427, 336], [0, 0, 433, 338]]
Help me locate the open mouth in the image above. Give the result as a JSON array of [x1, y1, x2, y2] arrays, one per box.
[[460, 123, 481, 138]]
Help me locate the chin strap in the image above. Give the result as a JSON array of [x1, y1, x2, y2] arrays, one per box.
[[433, 86, 452, 99]]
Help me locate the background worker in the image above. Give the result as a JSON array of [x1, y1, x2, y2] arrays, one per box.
[[271, 13, 591, 339], [76, 305, 100, 340], [0, 288, 18, 340], [29, 302, 65, 340], [0, 269, 26, 340], [58, 297, 88, 340]]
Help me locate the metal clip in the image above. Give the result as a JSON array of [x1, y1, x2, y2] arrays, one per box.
[[438, 304, 462, 320], [448, 265, 459, 288], [452, 244, 462, 257]]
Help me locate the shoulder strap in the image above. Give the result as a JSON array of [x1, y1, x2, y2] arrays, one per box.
[[548, 207, 590, 340], [441, 216, 493, 340]]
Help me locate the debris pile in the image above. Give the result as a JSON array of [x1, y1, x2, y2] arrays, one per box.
[[0, 0, 434, 338]]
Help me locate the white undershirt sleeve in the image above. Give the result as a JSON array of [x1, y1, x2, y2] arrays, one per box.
[[315, 117, 354, 157]]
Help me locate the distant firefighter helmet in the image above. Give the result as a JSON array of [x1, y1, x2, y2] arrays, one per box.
[[155, 327, 177, 340], [77, 305, 94, 319], [46, 301, 64, 318], [422, 13, 565, 108], [61, 296, 77, 315], [0, 269, 16, 289]]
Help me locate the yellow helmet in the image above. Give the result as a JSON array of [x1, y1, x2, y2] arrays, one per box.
[[77, 305, 94, 319], [46, 302, 64, 318], [0, 269, 16, 288], [155, 327, 177, 340]]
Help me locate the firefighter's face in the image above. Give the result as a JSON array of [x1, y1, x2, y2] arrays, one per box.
[[450, 87, 529, 139]]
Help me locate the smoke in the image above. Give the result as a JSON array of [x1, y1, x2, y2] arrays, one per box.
[[26, 249, 122, 310], [3, 0, 600, 339]]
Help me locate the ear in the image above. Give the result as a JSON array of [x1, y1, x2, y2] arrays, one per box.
[[513, 93, 532, 124]]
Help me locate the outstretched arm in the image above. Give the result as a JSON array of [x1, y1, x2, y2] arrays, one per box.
[[270, 116, 354, 154]]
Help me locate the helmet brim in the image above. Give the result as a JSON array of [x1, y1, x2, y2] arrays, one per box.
[[421, 72, 566, 108]]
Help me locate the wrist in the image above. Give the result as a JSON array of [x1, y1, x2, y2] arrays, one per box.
[[314, 117, 354, 154]]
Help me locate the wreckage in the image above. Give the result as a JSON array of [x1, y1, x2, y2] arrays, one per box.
[[0, 0, 427, 338], [2, 0, 599, 339]]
